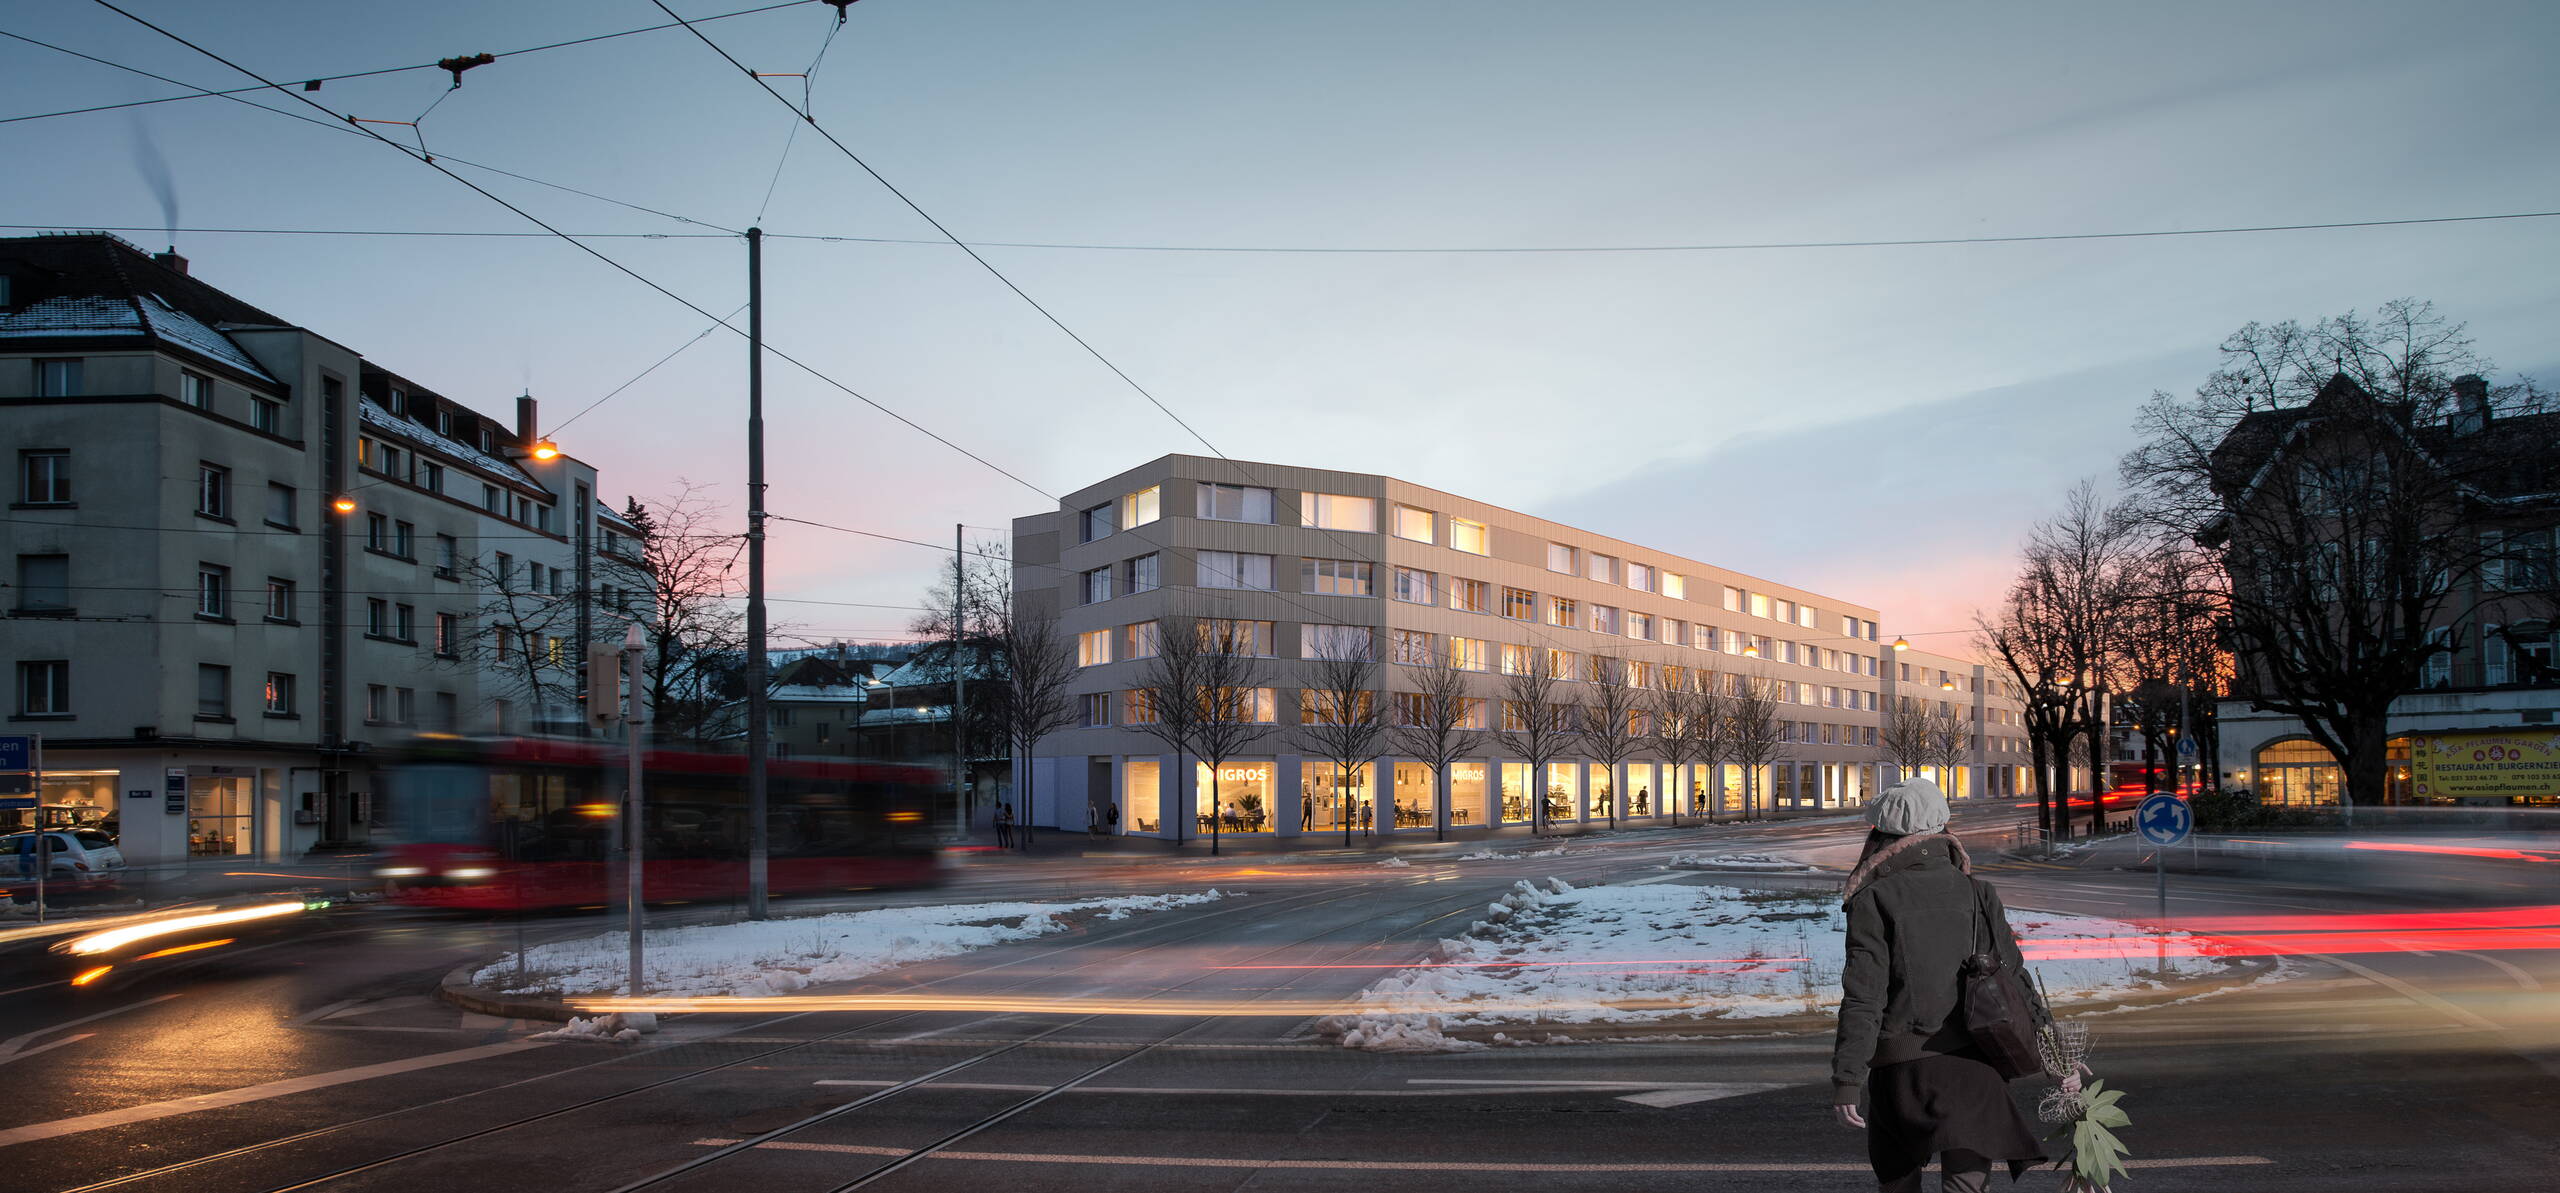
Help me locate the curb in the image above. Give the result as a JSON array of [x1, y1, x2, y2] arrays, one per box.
[[437, 959, 580, 1022]]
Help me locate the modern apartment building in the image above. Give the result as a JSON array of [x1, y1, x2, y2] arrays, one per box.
[[1, 233, 647, 865], [1012, 455, 1895, 838], [1878, 644, 2034, 800]]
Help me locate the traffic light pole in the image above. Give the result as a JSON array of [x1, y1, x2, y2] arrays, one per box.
[[624, 630, 646, 998]]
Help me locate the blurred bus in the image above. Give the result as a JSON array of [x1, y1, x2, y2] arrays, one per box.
[[375, 737, 943, 911]]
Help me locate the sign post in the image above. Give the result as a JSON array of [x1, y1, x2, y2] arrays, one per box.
[[2135, 791, 2192, 975]]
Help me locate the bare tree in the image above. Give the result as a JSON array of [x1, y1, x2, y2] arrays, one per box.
[[2122, 299, 2559, 818], [2111, 540, 2231, 797], [1127, 616, 1207, 842], [1495, 649, 1578, 835], [1922, 700, 1974, 795], [1979, 563, 2084, 839], [996, 610, 1079, 839], [1725, 670, 1790, 821], [1390, 641, 1485, 842], [1647, 665, 1724, 827], [2031, 482, 2140, 836], [1879, 694, 1935, 786], [1580, 651, 1644, 828], [1300, 638, 1389, 845], [1191, 618, 1280, 856], [599, 484, 750, 746], [451, 548, 582, 734]]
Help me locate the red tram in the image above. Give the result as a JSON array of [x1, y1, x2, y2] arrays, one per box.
[[375, 737, 943, 911]]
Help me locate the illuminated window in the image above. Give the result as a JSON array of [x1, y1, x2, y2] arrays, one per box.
[[1198, 618, 1276, 656], [1448, 637, 1490, 671], [1450, 518, 1488, 556], [1661, 572, 1685, 600], [1393, 505, 1435, 543], [1627, 611, 1654, 640], [1750, 592, 1771, 619], [1123, 621, 1160, 659], [1723, 586, 1744, 612], [1798, 604, 1818, 629], [1079, 629, 1111, 667], [1299, 492, 1376, 532], [263, 672, 295, 715], [1121, 486, 1161, 528], [1393, 629, 1434, 665], [1500, 644, 1532, 675], [1450, 578, 1491, 614], [1548, 648, 1579, 679], [1588, 604, 1619, 635], [1123, 689, 1159, 724], [1501, 586, 1535, 620], [1547, 596, 1577, 627]]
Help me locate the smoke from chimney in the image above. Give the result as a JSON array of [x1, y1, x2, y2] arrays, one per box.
[[128, 117, 181, 255]]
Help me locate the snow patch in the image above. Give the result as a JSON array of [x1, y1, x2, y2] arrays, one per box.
[[1326, 881, 2259, 1047], [531, 1013, 652, 1043], [479, 891, 1230, 997], [1665, 852, 1818, 872], [1375, 857, 1412, 868]]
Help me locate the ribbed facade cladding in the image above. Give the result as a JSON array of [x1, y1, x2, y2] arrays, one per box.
[[1013, 454, 1986, 837]]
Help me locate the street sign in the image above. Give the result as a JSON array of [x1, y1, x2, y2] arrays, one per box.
[[0, 735, 34, 771], [2177, 737, 2198, 758], [165, 767, 189, 815], [2136, 792, 2191, 846]]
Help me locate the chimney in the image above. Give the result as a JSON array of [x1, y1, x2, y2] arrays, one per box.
[[154, 247, 189, 276], [516, 393, 538, 446], [2452, 374, 2491, 435]]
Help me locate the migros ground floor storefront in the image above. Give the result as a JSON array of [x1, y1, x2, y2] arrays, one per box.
[[7, 744, 364, 868], [1019, 751, 1946, 838]]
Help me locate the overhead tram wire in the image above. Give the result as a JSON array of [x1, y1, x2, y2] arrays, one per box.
[[87, 0, 1054, 505], [0, 2, 822, 127], [11, 205, 2555, 251], [550, 301, 750, 434], [4, 30, 740, 235]]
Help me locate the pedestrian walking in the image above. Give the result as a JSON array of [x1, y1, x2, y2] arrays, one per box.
[[1833, 777, 2049, 1192], [993, 803, 1013, 850], [1105, 801, 1120, 835]]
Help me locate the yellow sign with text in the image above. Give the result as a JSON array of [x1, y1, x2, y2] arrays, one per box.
[[2406, 730, 2560, 800]]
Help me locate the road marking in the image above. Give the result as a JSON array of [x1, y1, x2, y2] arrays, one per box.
[[810, 1079, 1777, 1099], [689, 1138, 2272, 1172], [1619, 873, 1691, 886], [2443, 950, 2544, 992], [0, 1032, 95, 1067], [2310, 952, 2502, 1031], [0, 980, 65, 998], [0, 1040, 542, 1150], [0, 993, 181, 1060], [1616, 1085, 1788, 1108]]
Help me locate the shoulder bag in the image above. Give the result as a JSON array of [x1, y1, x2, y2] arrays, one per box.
[[1959, 881, 2047, 1080]]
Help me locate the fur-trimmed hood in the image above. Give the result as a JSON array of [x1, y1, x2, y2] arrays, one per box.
[[1840, 831, 1971, 904]]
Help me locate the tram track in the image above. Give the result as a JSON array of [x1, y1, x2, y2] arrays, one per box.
[[51, 872, 1405, 1193], [61, 857, 1529, 1193]]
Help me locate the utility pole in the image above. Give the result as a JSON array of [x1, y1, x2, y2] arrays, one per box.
[[952, 522, 968, 839], [622, 625, 646, 998], [744, 226, 770, 919]]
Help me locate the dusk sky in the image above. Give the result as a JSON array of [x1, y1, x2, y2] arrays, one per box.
[[10, 0, 2557, 651]]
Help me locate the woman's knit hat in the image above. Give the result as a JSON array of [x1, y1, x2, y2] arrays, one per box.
[[1865, 776, 1950, 837]]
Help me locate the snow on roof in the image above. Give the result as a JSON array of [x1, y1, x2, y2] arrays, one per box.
[[141, 294, 276, 382], [359, 399, 542, 489], [597, 500, 645, 535], [0, 295, 144, 337], [769, 684, 872, 705]]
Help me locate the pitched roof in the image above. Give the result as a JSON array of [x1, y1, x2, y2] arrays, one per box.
[[0, 233, 287, 383]]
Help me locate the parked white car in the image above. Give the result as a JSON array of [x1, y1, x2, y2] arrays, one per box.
[[4, 829, 127, 899]]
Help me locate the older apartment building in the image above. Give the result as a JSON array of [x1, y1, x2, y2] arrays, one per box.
[[2, 233, 646, 865], [1013, 455, 1899, 838]]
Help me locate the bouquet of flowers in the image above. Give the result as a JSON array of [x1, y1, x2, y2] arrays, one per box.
[[2035, 1020, 2130, 1192]]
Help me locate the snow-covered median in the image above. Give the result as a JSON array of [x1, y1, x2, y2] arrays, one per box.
[[478, 891, 1231, 997], [1328, 879, 2257, 1051]]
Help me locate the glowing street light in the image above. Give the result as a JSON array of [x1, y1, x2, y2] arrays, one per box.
[[1891, 636, 1910, 652], [330, 494, 357, 514], [529, 438, 560, 461]]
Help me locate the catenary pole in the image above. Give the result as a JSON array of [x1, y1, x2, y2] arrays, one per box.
[[623, 625, 646, 998], [952, 522, 967, 839], [745, 226, 770, 919]]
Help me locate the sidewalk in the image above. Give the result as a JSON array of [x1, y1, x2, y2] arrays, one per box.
[[1010, 805, 1887, 861]]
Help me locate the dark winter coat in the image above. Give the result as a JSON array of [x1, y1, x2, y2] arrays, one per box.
[[1830, 832, 2046, 1101]]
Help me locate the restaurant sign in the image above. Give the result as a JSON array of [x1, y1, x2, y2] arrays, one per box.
[[2406, 730, 2560, 800]]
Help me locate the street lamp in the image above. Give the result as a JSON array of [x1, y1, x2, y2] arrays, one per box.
[[330, 494, 357, 514], [1891, 636, 1910, 652]]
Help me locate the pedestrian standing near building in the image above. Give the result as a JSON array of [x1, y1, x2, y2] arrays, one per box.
[[1106, 801, 1119, 835], [1832, 777, 2048, 1192], [993, 803, 1013, 850]]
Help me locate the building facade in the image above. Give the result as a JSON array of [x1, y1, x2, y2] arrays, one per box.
[[1013, 455, 1906, 838], [2, 233, 647, 865], [1879, 645, 2034, 800]]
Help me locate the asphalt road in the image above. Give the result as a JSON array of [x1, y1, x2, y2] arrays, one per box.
[[3, 806, 2555, 1192]]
